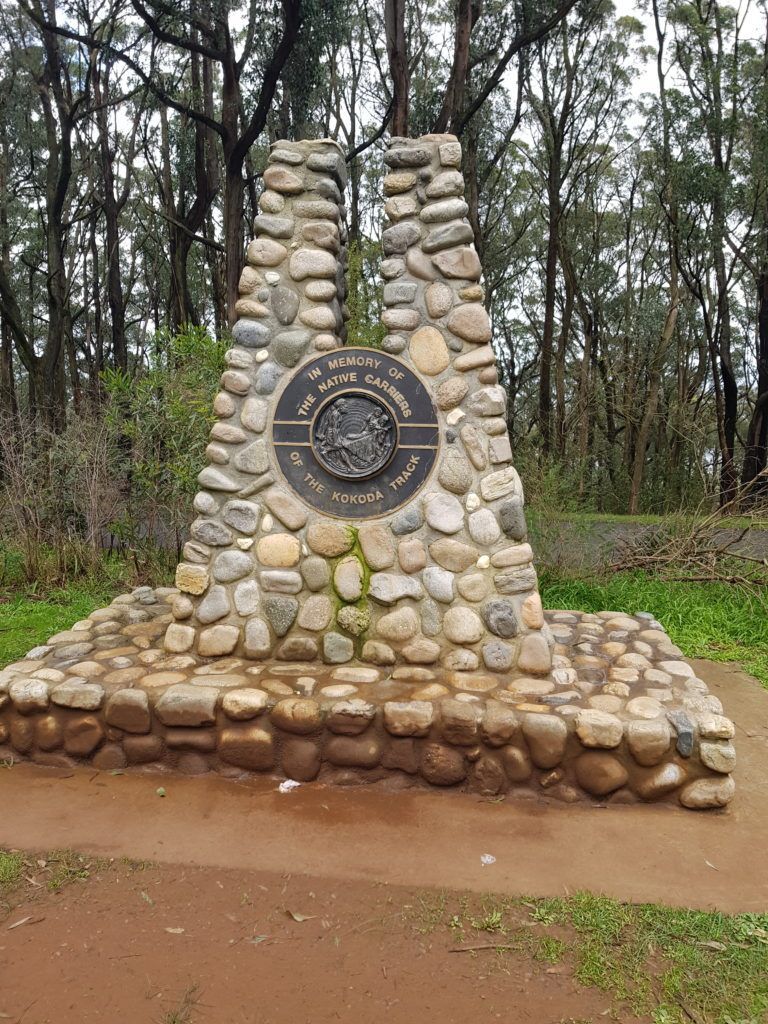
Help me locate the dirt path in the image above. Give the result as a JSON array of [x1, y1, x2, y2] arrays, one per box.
[[2, 660, 767, 915]]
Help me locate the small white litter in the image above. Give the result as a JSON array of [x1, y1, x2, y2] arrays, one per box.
[[278, 780, 302, 793], [480, 853, 496, 867]]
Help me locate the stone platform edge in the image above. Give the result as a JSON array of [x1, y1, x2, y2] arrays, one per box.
[[0, 587, 736, 811]]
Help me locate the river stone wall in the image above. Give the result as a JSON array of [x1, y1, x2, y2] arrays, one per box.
[[169, 134, 549, 675]]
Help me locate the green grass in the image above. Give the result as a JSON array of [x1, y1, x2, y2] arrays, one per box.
[[540, 570, 768, 687], [411, 890, 768, 1024], [0, 850, 23, 892], [533, 510, 768, 530], [0, 583, 120, 664]]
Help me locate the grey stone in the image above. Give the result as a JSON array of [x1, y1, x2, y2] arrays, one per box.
[[334, 556, 364, 602], [383, 282, 418, 305], [323, 632, 354, 664], [384, 147, 431, 168], [241, 398, 268, 433], [482, 599, 519, 639], [302, 556, 330, 591], [423, 223, 474, 253], [264, 596, 299, 637], [392, 507, 423, 535], [381, 258, 406, 279], [499, 497, 527, 540], [494, 566, 538, 595], [212, 550, 253, 583], [368, 573, 423, 605], [271, 285, 300, 324], [234, 580, 260, 616], [667, 709, 695, 758], [232, 319, 269, 349], [424, 493, 464, 534], [481, 640, 515, 671], [420, 198, 469, 223], [255, 362, 283, 394], [244, 617, 272, 658], [382, 334, 408, 354], [260, 570, 303, 594], [467, 386, 506, 417], [426, 170, 464, 198], [198, 467, 240, 492], [438, 447, 473, 494], [699, 740, 736, 774], [306, 150, 347, 186], [222, 500, 260, 535], [155, 684, 218, 727], [197, 585, 231, 624], [263, 486, 308, 530], [468, 509, 501, 545], [234, 440, 270, 475], [50, 680, 105, 711], [253, 214, 294, 238], [382, 222, 420, 255], [289, 248, 337, 280], [273, 330, 311, 368], [422, 567, 455, 604], [191, 519, 233, 546], [298, 594, 334, 631]]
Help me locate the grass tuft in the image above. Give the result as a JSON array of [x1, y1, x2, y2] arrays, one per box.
[[0, 850, 23, 892]]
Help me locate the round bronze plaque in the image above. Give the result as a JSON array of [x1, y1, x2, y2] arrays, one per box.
[[272, 348, 439, 519]]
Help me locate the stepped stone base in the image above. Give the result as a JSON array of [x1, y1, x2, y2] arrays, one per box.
[[0, 587, 735, 809]]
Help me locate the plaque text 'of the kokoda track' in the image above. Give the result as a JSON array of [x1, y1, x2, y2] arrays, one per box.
[[272, 348, 440, 519]]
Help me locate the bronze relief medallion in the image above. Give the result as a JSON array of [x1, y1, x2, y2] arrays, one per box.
[[272, 348, 439, 519]]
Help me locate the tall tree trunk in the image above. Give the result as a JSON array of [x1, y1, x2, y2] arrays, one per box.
[[384, 0, 409, 136]]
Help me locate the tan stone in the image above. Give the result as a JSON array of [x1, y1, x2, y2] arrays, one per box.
[[361, 641, 396, 665], [105, 689, 151, 733], [521, 593, 544, 629], [271, 697, 323, 734], [432, 247, 482, 280], [218, 724, 275, 770], [575, 709, 623, 749], [174, 563, 210, 595], [198, 624, 240, 657], [679, 775, 735, 809], [575, 752, 628, 796], [521, 713, 567, 769], [333, 556, 364, 601], [436, 376, 469, 410], [164, 623, 196, 653], [398, 538, 427, 572], [376, 607, 420, 642], [420, 743, 466, 785], [409, 326, 450, 376], [456, 573, 489, 602], [384, 701, 434, 737], [358, 524, 395, 570], [446, 303, 491, 343], [307, 522, 353, 557], [429, 538, 478, 572], [425, 282, 454, 318], [256, 533, 301, 567], [383, 171, 417, 195], [443, 606, 484, 644]]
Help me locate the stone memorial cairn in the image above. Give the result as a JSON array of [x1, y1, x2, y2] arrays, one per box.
[[0, 136, 735, 809]]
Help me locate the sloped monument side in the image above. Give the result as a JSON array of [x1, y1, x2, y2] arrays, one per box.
[[0, 135, 736, 810], [170, 134, 550, 677]]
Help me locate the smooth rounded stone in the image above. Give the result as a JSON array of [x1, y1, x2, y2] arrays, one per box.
[[307, 522, 353, 557], [197, 624, 239, 657], [699, 740, 736, 774], [420, 197, 468, 224], [382, 281, 418, 306], [63, 715, 105, 757], [521, 714, 567, 769], [104, 689, 151, 734], [229, 581, 258, 618], [322, 632, 354, 664], [429, 538, 478, 572], [457, 425, 486, 472], [277, 637, 319, 661], [383, 701, 434, 737], [218, 724, 275, 770], [420, 742, 467, 785], [336, 605, 371, 635], [425, 170, 464, 199], [481, 640, 514, 671], [490, 543, 533, 569], [382, 221, 420, 255], [456, 573, 489, 602], [575, 752, 628, 796], [300, 556, 329, 593], [383, 171, 417, 195], [421, 597, 442, 638], [325, 734, 383, 769], [368, 573, 423, 605], [305, 279, 337, 301], [268, 285, 299, 325], [521, 594, 545, 630], [260, 570, 303, 595], [402, 637, 441, 664], [423, 222, 474, 253], [443, 606, 484, 644], [479, 703, 520, 747], [454, 345, 495, 373], [422, 567, 455, 604], [667, 709, 695, 757], [195, 585, 230, 625], [446, 303, 492, 344], [333, 556, 364, 602], [656, 660, 696, 681], [358, 523, 395, 570], [263, 597, 298, 638], [320, 684, 358, 699], [154, 684, 217, 727], [466, 509, 500, 546], [297, 594, 333, 631], [302, 220, 341, 251], [481, 599, 518, 639], [49, 679, 104, 711], [376, 607, 420, 642], [435, 376, 469, 411], [219, 500, 259, 535], [259, 189, 285, 213], [389, 510, 421, 543], [403, 247, 437, 281], [409, 325, 450, 376], [211, 550, 253, 584], [575, 709, 623, 749], [431, 246, 481, 280], [397, 539, 426, 574], [696, 713, 735, 740], [326, 699, 377, 736], [382, 334, 407, 354], [424, 282, 454, 319], [232, 439, 270, 476], [506, 677, 555, 698], [497, 497, 527, 541], [438, 447, 473, 495], [361, 640, 396, 666], [270, 697, 322, 735], [586, 694, 623, 715], [679, 775, 735, 809], [424, 493, 464, 534], [436, 699, 480, 745], [253, 361, 283, 396], [9, 679, 49, 714], [300, 306, 338, 331], [219, 688, 268, 721], [253, 214, 294, 241], [288, 248, 337, 282], [247, 237, 288, 267], [440, 649, 478, 672], [517, 634, 552, 676], [262, 164, 303, 193], [219, 370, 252, 398], [384, 146, 430, 168], [293, 198, 340, 220], [626, 696, 664, 720], [635, 763, 687, 801], [256, 533, 301, 568]]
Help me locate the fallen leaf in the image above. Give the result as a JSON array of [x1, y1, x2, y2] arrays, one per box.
[[705, 860, 719, 870], [7, 916, 44, 930], [247, 935, 270, 945], [164, 927, 185, 934], [697, 940, 727, 951], [286, 909, 316, 923]]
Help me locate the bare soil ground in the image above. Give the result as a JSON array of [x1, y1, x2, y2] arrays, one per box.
[[1, 659, 767, 1023]]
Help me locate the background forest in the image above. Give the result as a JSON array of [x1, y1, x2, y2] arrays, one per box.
[[0, 0, 766, 585]]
